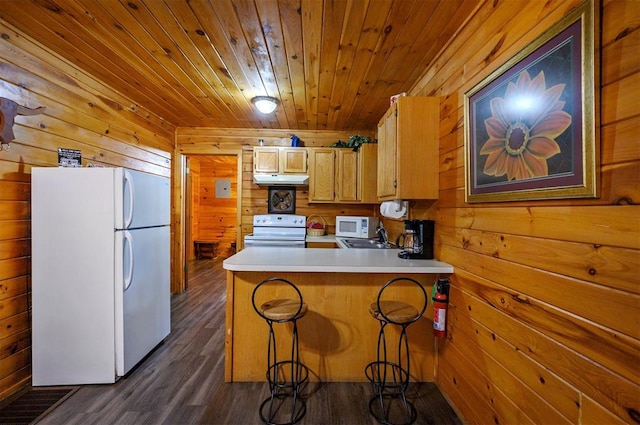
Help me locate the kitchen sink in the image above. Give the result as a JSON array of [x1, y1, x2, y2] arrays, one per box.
[[341, 238, 394, 249]]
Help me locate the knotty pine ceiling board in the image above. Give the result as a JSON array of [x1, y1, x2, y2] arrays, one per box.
[[0, 0, 481, 131]]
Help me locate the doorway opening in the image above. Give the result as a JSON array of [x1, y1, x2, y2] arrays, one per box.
[[179, 152, 242, 292]]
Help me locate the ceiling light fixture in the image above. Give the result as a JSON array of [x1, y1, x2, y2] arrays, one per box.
[[251, 96, 279, 114]]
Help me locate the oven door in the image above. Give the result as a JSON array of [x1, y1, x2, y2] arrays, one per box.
[[244, 235, 306, 248]]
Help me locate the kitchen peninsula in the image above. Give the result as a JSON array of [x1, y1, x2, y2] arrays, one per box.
[[223, 247, 454, 382]]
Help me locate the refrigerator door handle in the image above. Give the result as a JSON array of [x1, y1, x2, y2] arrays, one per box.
[[123, 230, 134, 291], [123, 170, 135, 229]]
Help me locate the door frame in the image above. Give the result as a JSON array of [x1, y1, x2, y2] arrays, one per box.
[[173, 146, 243, 293]]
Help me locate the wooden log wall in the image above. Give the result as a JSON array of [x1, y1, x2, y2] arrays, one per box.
[[408, 0, 639, 424], [176, 128, 377, 252], [190, 155, 238, 259], [0, 19, 174, 401]]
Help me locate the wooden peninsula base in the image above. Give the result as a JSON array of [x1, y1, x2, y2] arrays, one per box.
[[223, 248, 454, 383]]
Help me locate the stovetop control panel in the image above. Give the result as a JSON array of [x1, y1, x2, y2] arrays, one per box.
[[253, 214, 307, 227]]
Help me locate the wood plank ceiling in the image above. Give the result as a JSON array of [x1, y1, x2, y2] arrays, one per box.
[[0, 0, 479, 131]]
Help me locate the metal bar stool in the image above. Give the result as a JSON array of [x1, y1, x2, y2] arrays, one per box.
[[364, 277, 428, 425], [252, 277, 309, 425]]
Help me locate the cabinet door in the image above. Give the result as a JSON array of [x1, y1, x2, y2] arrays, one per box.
[[377, 105, 397, 199], [308, 148, 336, 202], [395, 97, 439, 199], [254, 147, 279, 173], [281, 148, 307, 173], [336, 150, 358, 202], [358, 143, 378, 203]]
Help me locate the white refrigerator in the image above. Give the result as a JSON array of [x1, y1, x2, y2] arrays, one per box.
[[31, 167, 171, 385]]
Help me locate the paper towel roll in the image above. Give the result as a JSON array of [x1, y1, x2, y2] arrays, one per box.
[[380, 200, 407, 219]]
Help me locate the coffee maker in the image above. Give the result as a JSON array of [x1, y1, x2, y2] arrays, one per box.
[[395, 219, 434, 259]]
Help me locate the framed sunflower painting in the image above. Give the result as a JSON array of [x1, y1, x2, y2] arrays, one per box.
[[464, 0, 599, 203]]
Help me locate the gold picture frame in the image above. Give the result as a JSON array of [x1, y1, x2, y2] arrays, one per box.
[[464, 0, 599, 203]]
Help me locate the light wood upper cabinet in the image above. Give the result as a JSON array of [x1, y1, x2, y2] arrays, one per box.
[[377, 97, 439, 200], [308, 148, 336, 202], [308, 144, 377, 203], [254, 147, 307, 173], [280, 148, 307, 173], [357, 143, 378, 203], [336, 149, 358, 202]]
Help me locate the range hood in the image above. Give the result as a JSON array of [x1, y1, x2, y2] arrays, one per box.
[[253, 173, 309, 186]]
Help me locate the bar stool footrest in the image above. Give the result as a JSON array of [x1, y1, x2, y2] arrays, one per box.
[[364, 361, 410, 396], [259, 395, 306, 425], [368, 395, 417, 425], [266, 360, 309, 394]]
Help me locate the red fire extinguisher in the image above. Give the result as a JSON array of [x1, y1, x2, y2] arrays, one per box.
[[432, 278, 450, 338]]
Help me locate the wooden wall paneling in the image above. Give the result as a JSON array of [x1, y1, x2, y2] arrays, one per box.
[[601, 118, 640, 164], [0, 346, 30, 387], [601, 24, 639, 86], [0, 201, 29, 222], [0, 240, 29, 261], [0, 75, 172, 171], [441, 244, 639, 377], [435, 358, 485, 425], [409, 0, 640, 423], [435, 143, 640, 208], [0, 180, 29, 202], [0, 329, 30, 363], [439, 337, 559, 425], [0, 361, 29, 402], [0, 2, 188, 124], [414, 0, 585, 98], [581, 394, 629, 425], [12, 125, 171, 176], [0, 258, 28, 282], [438, 224, 639, 295], [0, 311, 29, 345], [438, 205, 640, 250], [0, 161, 29, 183], [196, 155, 238, 258], [448, 270, 639, 423], [0, 20, 174, 140], [0, 276, 29, 301], [177, 128, 376, 148], [189, 157, 201, 260], [389, 0, 476, 103], [0, 279, 31, 394], [447, 295, 581, 423]]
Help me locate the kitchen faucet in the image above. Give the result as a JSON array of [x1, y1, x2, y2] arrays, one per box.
[[377, 222, 389, 245]]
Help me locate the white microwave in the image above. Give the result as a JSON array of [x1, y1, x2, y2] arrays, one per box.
[[335, 216, 380, 239]]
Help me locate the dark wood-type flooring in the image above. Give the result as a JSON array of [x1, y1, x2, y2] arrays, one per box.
[[35, 258, 462, 425]]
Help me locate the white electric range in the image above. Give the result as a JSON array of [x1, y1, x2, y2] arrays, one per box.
[[243, 214, 307, 248]]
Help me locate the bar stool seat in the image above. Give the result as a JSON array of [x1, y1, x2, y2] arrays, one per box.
[[365, 277, 428, 425], [252, 278, 309, 425], [369, 301, 419, 324], [259, 299, 309, 321]]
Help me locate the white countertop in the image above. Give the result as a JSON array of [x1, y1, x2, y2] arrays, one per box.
[[223, 247, 454, 274], [305, 234, 336, 243]]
